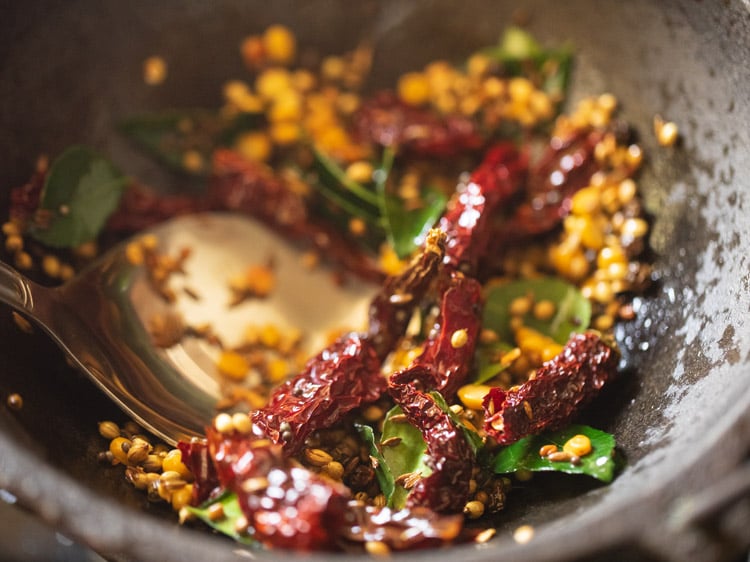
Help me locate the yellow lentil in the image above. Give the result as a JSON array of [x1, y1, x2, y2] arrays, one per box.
[[345, 161, 374, 184], [364, 541, 390, 557], [171, 484, 194, 511], [143, 56, 167, 85], [509, 295, 533, 317], [182, 150, 204, 173], [457, 384, 492, 411], [216, 351, 249, 380], [256, 68, 293, 100], [267, 357, 289, 383], [162, 449, 192, 479], [235, 131, 272, 162], [41, 254, 61, 278], [348, 217, 367, 236], [532, 300, 556, 321], [654, 115, 679, 147], [397, 72, 430, 106], [262, 24, 296, 65], [14, 251, 32, 270], [269, 121, 300, 145], [563, 434, 593, 457]]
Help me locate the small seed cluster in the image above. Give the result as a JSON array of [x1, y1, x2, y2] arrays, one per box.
[[538, 434, 593, 465], [97, 420, 196, 512], [302, 426, 383, 501], [219, 25, 373, 166], [126, 235, 193, 303], [452, 93, 652, 416], [398, 56, 555, 127], [213, 322, 306, 412]]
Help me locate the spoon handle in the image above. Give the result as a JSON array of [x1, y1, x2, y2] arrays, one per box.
[[0, 260, 37, 313]]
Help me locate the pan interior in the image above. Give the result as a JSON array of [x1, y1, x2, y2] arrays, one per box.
[[0, 1, 749, 560]]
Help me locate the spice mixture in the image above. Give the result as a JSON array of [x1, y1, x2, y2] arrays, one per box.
[[2, 23, 677, 554]]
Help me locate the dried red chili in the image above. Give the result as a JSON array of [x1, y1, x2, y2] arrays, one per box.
[[107, 182, 201, 233], [439, 141, 527, 273], [8, 167, 46, 224], [206, 427, 350, 550], [351, 91, 484, 158], [388, 366, 475, 513], [483, 332, 619, 445], [367, 228, 445, 359], [251, 332, 385, 455], [177, 438, 220, 505], [339, 504, 464, 550], [494, 130, 603, 242], [412, 272, 483, 398]]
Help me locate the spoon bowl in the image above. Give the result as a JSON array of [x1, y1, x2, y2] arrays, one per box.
[[0, 212, 376, 445]]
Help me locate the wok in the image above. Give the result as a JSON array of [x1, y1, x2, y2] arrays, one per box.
[[1, 1, 749, 560]]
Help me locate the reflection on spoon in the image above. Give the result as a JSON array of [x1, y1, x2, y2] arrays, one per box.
[[0, 213, 376, 445]]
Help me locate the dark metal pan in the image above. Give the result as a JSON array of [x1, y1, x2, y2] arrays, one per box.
[[1, 1, 749, 560]]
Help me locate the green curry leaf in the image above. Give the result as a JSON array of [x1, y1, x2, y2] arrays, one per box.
[[376, 145, 447, 259], [491, 424, 618, 483], [186, 491, 259, 546], [311, 145, 381, 222], [28, 146, 128, 248], [428, 391, 484, 455], [379, 185, 447, 259], [355, 423, 395, 502], [380, 406, 431, 509], [481, 26, 573, 101], [483, 277, 591, 345], [474, 342, 514, 384]]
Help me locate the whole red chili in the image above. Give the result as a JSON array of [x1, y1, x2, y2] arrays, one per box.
[[8, 167, 46, 224], [411, 272, 483, 398], [439, 141, 527, 273], [177, 438, 220, 505], [107, 182, 201, 232], [251, 332, 385, 455], [483, 331, 619, 445], [206, 427, 350, 551], [351, 91, 484, 158], [494, 130, 603, 242], [339, 504, 464, 550], [388, 366, 475, 513], [367, 228, 446, 359]]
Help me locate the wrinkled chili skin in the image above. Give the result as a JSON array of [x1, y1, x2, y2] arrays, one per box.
[[413, 273, 483, 398], [351, 91, 484, 158], [107, 183, 202, 232], [483, 332, 619, 445], [177, 438, 220, 505], [209, 149, 384, 282], [367, 229, 446, 359], [207, 148, 309, 231], [251, 332, 385, 455], [200, 427, 469, 551], [440, 142, 527, 273], [494, 130, 603, 243], [8, 168, 46, 224], [339, 505, 464, 551], [206, 427, 350, 551], [388, 366, 475, 513]]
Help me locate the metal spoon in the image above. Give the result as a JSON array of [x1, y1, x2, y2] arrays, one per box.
[[0, 212, 375, 445]]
